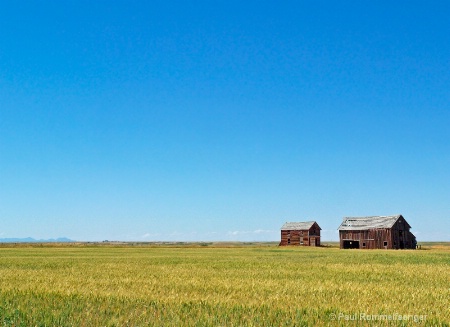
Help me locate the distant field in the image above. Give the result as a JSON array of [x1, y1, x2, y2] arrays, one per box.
[[0, 243, 448, 326]]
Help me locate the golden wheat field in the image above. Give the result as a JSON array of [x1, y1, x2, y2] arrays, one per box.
[[0, 243, 448, 326]]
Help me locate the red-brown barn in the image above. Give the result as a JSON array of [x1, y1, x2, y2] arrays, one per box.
[[338, 215, 416, 249], [280, 221, 321, 246]]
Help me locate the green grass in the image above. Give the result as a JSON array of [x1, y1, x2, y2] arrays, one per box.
[[0, 244, 448, 326]]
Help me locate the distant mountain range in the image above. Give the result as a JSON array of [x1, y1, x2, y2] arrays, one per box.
[[0, 237, 75, 243]]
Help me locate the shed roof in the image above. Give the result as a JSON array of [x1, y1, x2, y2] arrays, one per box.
[[281, 221, 319, 230], [338, 215, 405, 231]]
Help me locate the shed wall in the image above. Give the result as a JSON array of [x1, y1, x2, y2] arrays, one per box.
[[280, 226, 321, 246]]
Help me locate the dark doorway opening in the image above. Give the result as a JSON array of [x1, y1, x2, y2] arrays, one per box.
[[343, 240, 360, 249]]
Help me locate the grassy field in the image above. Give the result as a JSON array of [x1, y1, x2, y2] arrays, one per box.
[[0, 243, 448, 326]]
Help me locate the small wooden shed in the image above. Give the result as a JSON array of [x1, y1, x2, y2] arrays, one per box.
[[280, 221, 321, 246], [338, 215, 416, 249]]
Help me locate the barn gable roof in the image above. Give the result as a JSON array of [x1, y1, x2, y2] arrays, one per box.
[[281, 221, 320, 230], [338, 215, 405, 231]]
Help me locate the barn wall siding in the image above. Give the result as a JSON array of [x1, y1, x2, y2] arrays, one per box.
[[339, 224, 416, 249], [279, 224, 321, 246]]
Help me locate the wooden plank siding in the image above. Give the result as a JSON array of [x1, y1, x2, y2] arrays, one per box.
[[280, 222, 321, 246], [340, 229, 393, 249], [339, 216, 416, 249]]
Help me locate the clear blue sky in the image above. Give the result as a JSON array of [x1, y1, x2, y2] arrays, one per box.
[[1, 1, 449, 242]]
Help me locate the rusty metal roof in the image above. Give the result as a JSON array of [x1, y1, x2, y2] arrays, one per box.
[[280, 221, 320, 230], [338, 215, 404, 231]]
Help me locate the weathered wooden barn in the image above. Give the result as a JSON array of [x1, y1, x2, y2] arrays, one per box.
[[280, 221, 321, 246], [338, 215, 416, 249]]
